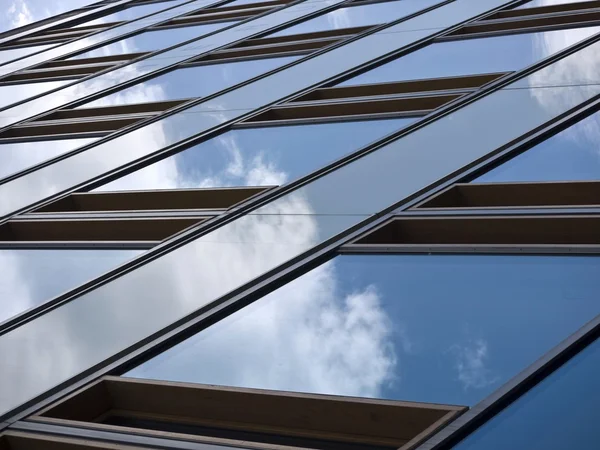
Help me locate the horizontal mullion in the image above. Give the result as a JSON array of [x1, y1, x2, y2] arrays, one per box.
[[452, 9, 600, 35], [490, 0, 600, 19], [0, 241, 158, 250], [45, 99, 189, 120], [479, 5, 600, 25], [293, 72, 507, 102], [0, 217, 206, 241], [235, 110, 427, 127], [240, 25, 370, 47], [339, 243, 600, 254], [3, 64, 113, 82], [352, 215, 600, 246], [22, 210, 222, 219], [243, 93, 460, 122], [36, 186, 271, 212], [159, 6, 273, 26], [416, 180, 600, 209], [207, 38, 337, 60], [47, 52, 148, 68], [4, 117, 142, 138]]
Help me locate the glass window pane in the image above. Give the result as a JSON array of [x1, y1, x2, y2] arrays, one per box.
[[0, 80, 70, 109], [0, 44, 54, 65], [127, 254, 600, 406], [269, 0, 438, 37], [67, 22, 236, 60], [514, 0, 595, 9], [0, 249, 143, 324], [0, 138, 97, 181], [0, 0, 94, 34], [453, 336, 600, 450], [73, 1, 179, 28], [475, 110, 600, 182], [338, 26, 600, 86], [94, 118, 412, 192], [80, 56, 300, 108]]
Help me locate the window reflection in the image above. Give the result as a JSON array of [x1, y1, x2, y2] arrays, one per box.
[[127, 254, 600, 406], [0, 0, 94, 34], [67, 22, 236, 60], [80, 56, 300, 108], [94, 118, 412, 192], [269, 0, 438, 37], [475, 110, 600, 182], [0, 249, 143, 324], [338, 26, 600, 86], [0, 80, 69, 109], [0, 44, 54, 65], [73, 1, 179, 28], [0, 138, 97, 181], [514, 0, 594, 9], [453, 337, 600, 450]]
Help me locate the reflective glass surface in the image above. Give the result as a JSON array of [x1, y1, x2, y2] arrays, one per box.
[[0, 0, 344, 126], [80, 56, 299, 108], [339, 26, 600, 86], [73, 1, 179, 28], [128, 254, 600, 406], [0, 44, 54, 65], [0, 0, 221, 78], [95, 118, 411, 191], [476, 110, 600, 182], [515, 0, 594, 8], [454, 336, 600, 450], [0, 0, 95, 34], [0, 138, 97, 181], [0, 249, 143, 325], [68, 22, 235, 59], [0, 80, 69, 109], [269, 0, 440, 37]]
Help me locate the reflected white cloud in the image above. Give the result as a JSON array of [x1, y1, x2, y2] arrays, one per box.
[[450, 339, 499, 391], [130, 261, 397, 398]]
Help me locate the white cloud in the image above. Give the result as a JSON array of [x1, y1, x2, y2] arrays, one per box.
[[450, 339, 499, 391]]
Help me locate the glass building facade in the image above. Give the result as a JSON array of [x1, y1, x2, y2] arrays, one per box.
[[0, 0, 599, 449]]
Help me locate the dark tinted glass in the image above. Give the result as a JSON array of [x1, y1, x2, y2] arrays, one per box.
[[475, 110, 600, 182], [269, 0, 439, 37], [0, 249, 143, 324], [338, 26, 600, 86], [127, 254, 600, 406], [68, 22, 235, 59], [453, 336, 600, 450], [0, 138, 97, 181], [80, 56, 299, 107], [94, 118, 412, 191]]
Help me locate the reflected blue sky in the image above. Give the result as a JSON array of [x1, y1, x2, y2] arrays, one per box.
[[269, 0, 440, 37], [0, 0, 95, 34], [0, 248, 142, 325], [73, 1, 180, 28], [0, 138, 97, 181], [80, 56, 299, 107], [0, 43, 54, 65], [454, 337, 600, 450], [338, 26, 600, 86], [68, 22, 236, 59], [0, 79, 69, 109], [476, 110, 600, 182], [94, 118, 412, 191], [127, 254, 600, 406]]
